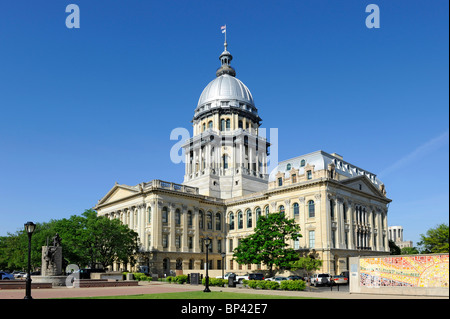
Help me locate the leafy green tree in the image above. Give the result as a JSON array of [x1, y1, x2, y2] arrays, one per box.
[[233, 213, 302, 276], [0, 209, 140, 271], [290, 255, 323, 277], [400, 247, 419, 255], [417, 223, 449, 253]]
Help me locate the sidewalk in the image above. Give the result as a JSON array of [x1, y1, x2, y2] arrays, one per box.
[[0, 281, 447, 299]]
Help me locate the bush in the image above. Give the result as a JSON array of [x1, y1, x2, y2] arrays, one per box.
[[201, 277, 227, 287], [265, 281, 280, 290], [280, 280, 306, 291], [174, 275, 188, 284], [166, 276, 175, 283], [247, 280, 259, 289]]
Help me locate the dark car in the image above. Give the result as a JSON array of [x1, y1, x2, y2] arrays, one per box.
[[248, 273, 265, 280], [79, 268, 105, 279], [288, 275, 303, 280]]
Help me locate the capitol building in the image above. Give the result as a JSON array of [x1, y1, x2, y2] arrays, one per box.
[[94, 40, 392, 277]]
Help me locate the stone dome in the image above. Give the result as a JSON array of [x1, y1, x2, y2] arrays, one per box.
[[197, 74, 254, 108]]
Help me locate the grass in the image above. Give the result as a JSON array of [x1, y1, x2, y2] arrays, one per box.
[[66, 291, 322, 299]]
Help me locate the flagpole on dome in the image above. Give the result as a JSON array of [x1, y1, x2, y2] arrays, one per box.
[[221, 25, 227, 50]]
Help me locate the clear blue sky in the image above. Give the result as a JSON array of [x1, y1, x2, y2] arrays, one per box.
[[0, 0, 448, 246]]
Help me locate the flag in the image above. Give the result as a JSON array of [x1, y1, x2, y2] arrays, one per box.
[[221, 25, 226, 33]]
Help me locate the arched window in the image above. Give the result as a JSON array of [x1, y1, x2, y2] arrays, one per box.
[[246, 209, 252, 228], [300, 159, 306, 167], [286, 163, 291, 170], [308, 200, 315, 218], [215, 212, 221, 231], [264, 205, 269, 216], [293, 203, 299, 216], [207, 212, 213, 230], [162, 206, 168, 223], [223, 154, 228, 169], [176, 258, 183, 270], [238, 120, 243, 129], [208, 121, 213, 129], [221, 119, 225, 131], [237, 211, 243, 229], [279, 205, 285, 216], [199, 210, 204, 229], [255, 207, 261, 224], [229, 212, 235, 230], [163, 258, 170, 272], [226, 119, 230, 131], [175, 208, 181, 225]]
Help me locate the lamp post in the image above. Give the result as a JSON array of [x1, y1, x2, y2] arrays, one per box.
[[221, 252, 226, 279], [203, 237, 211, 292], [24, 221, 36, 300]]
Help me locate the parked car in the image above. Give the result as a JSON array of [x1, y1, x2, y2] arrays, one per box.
[[0, 271, 14, 280], [12, 271, 26, 279], [287, 275, 302, 281], [332, 275, 348, 285], [215, 272, 236, 280], [248, 273, 265, 280], [265, 276, 288, 282], [311, 273, 331, 286]]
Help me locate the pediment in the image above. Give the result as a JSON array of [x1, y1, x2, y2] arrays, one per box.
[[96, 184, 140, 206], [340, 175, 384, 197]]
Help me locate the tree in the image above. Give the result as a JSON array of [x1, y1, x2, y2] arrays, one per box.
[[233, 213, 302, 276], [290, 255, 323, 277], [401, 247, 419, 255], [417, 223, 449, 253], [389, 240, 401, 255]]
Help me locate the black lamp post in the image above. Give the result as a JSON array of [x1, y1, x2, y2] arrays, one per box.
[[203, 237, 211, 292], [221, 252, 226, 279], [24, 221, 36, 300]]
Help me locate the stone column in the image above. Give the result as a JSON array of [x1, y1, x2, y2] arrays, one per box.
[[169, 203, 176, 251], [193, 207, 200, 253], [182, 205, 188, 252], [156, 200, 163, 250]]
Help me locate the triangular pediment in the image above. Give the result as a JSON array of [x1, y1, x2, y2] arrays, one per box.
[[340, 175, 384, 197], [96, 184, 140, 206]]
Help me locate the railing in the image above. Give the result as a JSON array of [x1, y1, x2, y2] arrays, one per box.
[[148, 180, 199, 195]]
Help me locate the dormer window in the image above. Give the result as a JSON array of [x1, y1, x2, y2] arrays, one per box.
[[286, 163, 291, 171], [278, 177, 283, 186], [300, 159, 306, 167], [307, 170, 312, 180]]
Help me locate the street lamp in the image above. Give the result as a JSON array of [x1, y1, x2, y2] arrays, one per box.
[[221, 252, 226, 279], [24, 221, 36, 300], [203, 237, 211, 292]]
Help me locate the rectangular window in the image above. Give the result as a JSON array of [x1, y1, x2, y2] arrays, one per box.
[[229, 239, 233, 252], [292, 174, 297, 183], [163, 234, 168, 248], [307, 170, 312, 180], [309, 230, 315, 248], [176, 235, 181, 248], [278, 177, 283, 186], [188, 236, 193, 249], [294, 238, 299, 250], [217, 239, 222, 253]]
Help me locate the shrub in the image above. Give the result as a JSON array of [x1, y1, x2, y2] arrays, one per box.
[[201, 277, 227, 287], [265, 281, 280, 290], [247, 280, 259, 289], [174, 275, 188, 284], [280, 280, 306, 291], [166, 276, 175, 283]]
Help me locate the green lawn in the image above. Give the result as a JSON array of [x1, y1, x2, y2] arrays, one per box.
[[67, 291, 322, 299]]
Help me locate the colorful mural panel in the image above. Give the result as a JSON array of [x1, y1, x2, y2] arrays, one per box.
[[360, 254, 449, 288]]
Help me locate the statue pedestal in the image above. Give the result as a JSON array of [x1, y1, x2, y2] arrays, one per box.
[[32, 275, 68, 287]]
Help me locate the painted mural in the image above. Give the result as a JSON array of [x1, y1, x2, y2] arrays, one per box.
[[359, 254, 449, 288]]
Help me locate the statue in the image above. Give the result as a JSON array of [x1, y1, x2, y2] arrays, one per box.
[[41, 234, 63, 276]]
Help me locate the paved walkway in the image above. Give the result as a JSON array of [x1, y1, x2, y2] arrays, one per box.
[[0, 281, 447, 299]]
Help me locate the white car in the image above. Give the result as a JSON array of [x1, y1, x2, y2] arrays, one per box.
[[265, 276, 288, 282], [311, 273, 331, 286], [215, 272, 236, 279]]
